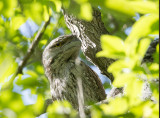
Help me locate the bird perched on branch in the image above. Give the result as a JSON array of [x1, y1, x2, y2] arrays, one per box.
[[42, 35, 106, 109]]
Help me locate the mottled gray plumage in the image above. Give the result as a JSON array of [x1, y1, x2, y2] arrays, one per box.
[[42, 35, 106, 109]]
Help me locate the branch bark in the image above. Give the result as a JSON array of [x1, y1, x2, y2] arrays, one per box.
[[62, 8, 115, 82], [16, 17, 51, 75]]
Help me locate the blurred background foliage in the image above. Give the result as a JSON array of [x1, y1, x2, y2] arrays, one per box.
[[0, 0, 159, 118]]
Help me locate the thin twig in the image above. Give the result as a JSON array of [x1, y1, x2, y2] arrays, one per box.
[[1, 17, 51, 91], [16, 17, 51, 74], [84, 99, 109, 115]]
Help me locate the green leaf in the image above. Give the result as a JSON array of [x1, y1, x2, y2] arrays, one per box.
[[126, 14, 159, 43], [0, 90, 34, 117], [103, 82, 112, 89], [150, 80, 159, 101], [151, 103, 159, 118], [23, 2, 44, 25], [0, 90, 13, 103], [47, 101, 77, 118], [113, 73, 135, 87], [100, 97, 128, 115], [126, 77, 143, 107], [16, 71, 39, 91], [0, 0, 18, 18], [153, 44, 159, 63], [129, 1, 159, 14], [11, 16, 26, 30], [9, 98, 25, 113], [91, 106, 102, 118], [75, 0, 88, 4], [36, 65, 44, 74], [108, 59, 137, 77], [43, 6, 50, 21], [0, 1, 3, 11], [33, 95, 44, 115], [24, 70, 38, 78], [125, 14, 159, 56], [137, 38, 151, 58], [156, 44, 159, 53], [80, 2, 93, 21], [52, 0, 62, 12], [0, 53, 17, 83], [97, 35, 125, 59], [104, 0, 136, 17], [130, 102, 152, 117]]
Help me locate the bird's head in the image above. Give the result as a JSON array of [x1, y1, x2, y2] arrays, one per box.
[[42, 35, 81, 67]]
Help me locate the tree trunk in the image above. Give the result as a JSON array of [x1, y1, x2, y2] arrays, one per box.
[[62, 8, 115, 82]]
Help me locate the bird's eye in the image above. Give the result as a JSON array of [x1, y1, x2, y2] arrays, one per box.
[[55, 43, 62, 47]]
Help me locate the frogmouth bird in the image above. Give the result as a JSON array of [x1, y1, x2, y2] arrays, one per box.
[[42, 35, 106, 109]]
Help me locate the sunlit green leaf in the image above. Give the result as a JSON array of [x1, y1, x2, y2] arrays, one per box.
[[11, 16, 26, 30], [126, 14, 159, 43], [144, 63, 159, 79], [0, 90, 13, 103], [24, 70, 38, 78], [80, 2, 93, 21], [104, 0, 136, 17], [100, 97, 128, 115], [75, 0, 88, 4], [33, 95, 44, 115], [97, 35, 125, 59], [108, 58, 138, 77], [113, 73, 135, 87], [0, 90, 34, 117], [0, 53, 17, 83], [23, 2, 44, 25], [125, 14, 159, 56], [53, 0, 62, 12], [149, 63, 159, 72], [47, 101, 77, 118], [126, 77, 143, 106], [151, 103, 159, 118], [43, 6, 50, 21], [130, 102, 152, 117], [9, 99, 25, 113], [36, 65, 44, 74], [0, 1, 3, 11], [16, 71, 39, 92], [150, 79, 159, 101], [0, 0, 17, 18], [153, 44, 159, 63], [91, 106, 102, 118], [18, 110, 35, 118], [129, 1, 159, 14], [137, 38, 151, 58]]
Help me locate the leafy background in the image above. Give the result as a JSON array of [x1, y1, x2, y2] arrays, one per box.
[[0, 0, 159, 118]]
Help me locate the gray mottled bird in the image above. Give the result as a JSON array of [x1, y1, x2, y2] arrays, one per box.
[[42, 35, 106, 109]]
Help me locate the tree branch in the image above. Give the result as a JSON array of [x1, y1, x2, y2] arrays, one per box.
[[1, 17, 51, 91], [16, 17, 51, 74], [84, 99, 109, 115], [40, 98, 109, 116]]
